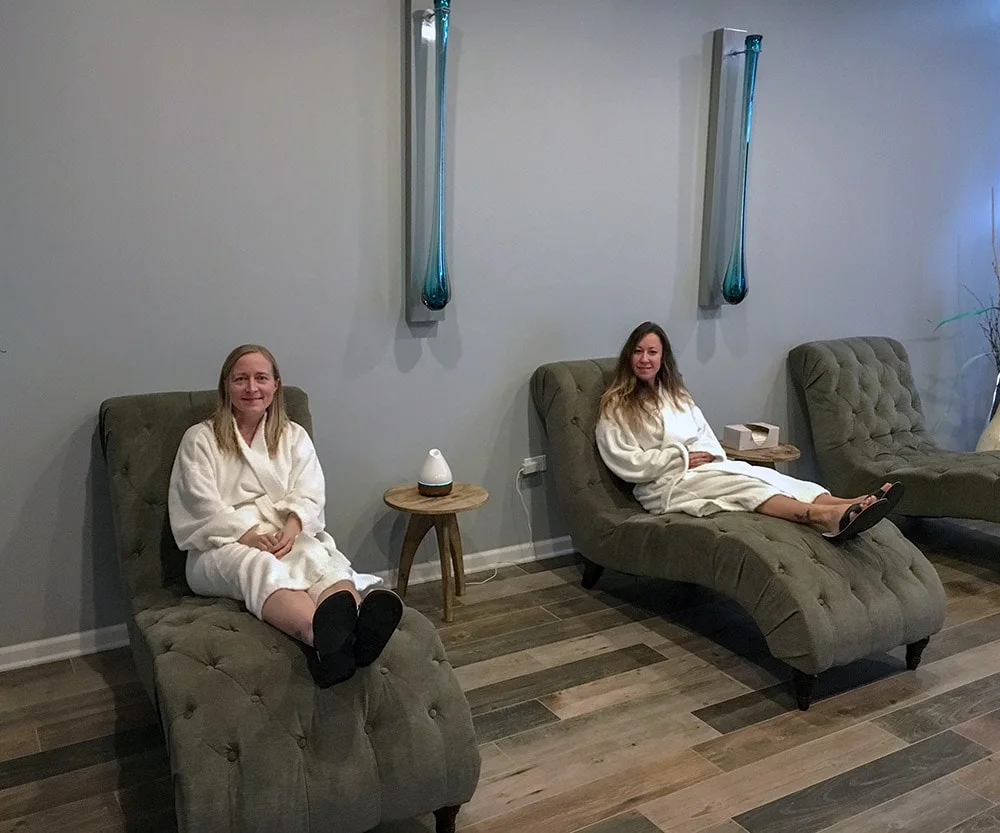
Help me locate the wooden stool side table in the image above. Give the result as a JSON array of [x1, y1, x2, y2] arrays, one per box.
[[383, 482, 489, 623], [721, 443, 801, 469]]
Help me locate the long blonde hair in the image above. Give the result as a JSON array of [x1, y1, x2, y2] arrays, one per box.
[[599, 322, 690, 433], [211, 344, 288, 457]]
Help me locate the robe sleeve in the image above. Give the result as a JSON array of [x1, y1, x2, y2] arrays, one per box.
[[690, 403, 727, 461], [595, 412, 688, 484], [168, 426, 261, 552], [270, 424, 326, 537]]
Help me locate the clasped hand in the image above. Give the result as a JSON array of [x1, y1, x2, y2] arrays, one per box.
[[238, 515, 303, 559], [687, 451, 715, 469]]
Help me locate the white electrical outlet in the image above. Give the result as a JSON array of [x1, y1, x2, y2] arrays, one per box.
[[521, 455, 547, 475]]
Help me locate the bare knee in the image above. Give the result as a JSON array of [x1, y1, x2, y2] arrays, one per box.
[[316, 579, 360, 606]]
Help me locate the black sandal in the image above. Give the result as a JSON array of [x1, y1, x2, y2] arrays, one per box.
[[354, 589, 403, 667], [823, 498, 891, 542], [873, 481, 904, 513], [307, 644, 356, 688], [310, 591, 358, 686]]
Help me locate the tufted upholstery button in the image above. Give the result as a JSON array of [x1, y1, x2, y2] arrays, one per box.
[[380, 667, 389, 675], [271, 645, 280, 652], [184, 709, 194, 719], [297, 737, 307, 749], [432, 659, 440, 665], [365, 724, 373, 734], [250, 695, 261, 703], [429, 708, 438, 718], [227, 750, 238, 762], [776, 564, 785, 574]]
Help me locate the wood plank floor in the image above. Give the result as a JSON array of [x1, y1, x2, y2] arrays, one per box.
[[4, 518, 1000, 832]]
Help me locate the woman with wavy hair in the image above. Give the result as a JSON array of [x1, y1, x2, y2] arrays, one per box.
[[168, 344, 401, 686], [596, 322, 900, 541]]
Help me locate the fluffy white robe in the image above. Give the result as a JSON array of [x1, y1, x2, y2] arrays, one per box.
[[168, 417, 380, 618], [595, 394, 828, 516]]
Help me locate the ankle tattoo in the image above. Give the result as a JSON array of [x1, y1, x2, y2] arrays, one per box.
[[794, 508, 812, 523]]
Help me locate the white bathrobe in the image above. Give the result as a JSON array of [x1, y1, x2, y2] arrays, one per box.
[[595, 394, 827, 516], [168, 417, 380, 618]]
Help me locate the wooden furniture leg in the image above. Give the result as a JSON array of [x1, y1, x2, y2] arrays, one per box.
[[396, 513, 434, 598], [581, 559, 604, 590], [433, 516, 454, 622], [793, 671, 817, 711], [434, 805, 461, 833], [445, 513, 465, 597], [906, 637, 930, 670]]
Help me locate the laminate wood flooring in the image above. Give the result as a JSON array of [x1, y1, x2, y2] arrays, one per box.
[[4, 519, 1000, 832]]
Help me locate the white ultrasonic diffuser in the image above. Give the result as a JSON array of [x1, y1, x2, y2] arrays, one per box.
[[417, 448, 453, 497]]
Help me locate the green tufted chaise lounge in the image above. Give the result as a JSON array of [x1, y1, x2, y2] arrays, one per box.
[[531, 359, 947, 709], [789, 336, 1000, 520], [99, 387, 480, 833]]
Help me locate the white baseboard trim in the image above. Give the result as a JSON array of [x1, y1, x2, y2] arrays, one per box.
[[380, 535, 576, 587], [0, 624, 131, 674], [0, 537, 575, 673]]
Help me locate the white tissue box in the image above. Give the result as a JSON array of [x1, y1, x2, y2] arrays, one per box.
[[722, 422, 780, 451]]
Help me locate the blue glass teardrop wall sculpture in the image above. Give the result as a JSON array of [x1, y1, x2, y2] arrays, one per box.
[[722, 34, 761, 305], [421, 0, 451, 311]]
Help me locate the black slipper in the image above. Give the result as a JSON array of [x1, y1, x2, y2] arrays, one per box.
[[354, 589, 403, 667], [306, 644, 357, 688], [823, 497, 891, 542], [312, 590, 357, 663], [873, 481, 904, 513]]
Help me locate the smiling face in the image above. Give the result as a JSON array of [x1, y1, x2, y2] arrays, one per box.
[[630, 332, 663, 385], [228, 352, 278, 423]]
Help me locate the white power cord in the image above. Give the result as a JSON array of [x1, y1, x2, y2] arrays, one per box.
[[515, 466, 534, 544], [465, 466, 534, 587]]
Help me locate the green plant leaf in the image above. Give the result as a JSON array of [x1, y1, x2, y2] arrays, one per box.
[[934, 307, 993, 330]]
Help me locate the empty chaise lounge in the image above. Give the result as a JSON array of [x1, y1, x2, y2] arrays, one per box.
[[789, 336, 1000, 521]]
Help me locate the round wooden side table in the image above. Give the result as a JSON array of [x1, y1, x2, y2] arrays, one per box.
[[722, 443, 801, 469], [383, 482, 488, 623]]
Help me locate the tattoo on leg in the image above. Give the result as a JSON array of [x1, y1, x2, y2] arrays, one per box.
[[794, 508, 811, 523]]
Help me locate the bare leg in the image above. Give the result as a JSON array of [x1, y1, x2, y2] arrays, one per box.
[[261, 589, 319, 646], [756, 495, 875, 536], [813, 482, 890, 508], [316, 579, 360, 607]]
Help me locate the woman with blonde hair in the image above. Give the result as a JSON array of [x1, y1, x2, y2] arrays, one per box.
[[596, 322, 900, 541], [169, 344, 401, 686]]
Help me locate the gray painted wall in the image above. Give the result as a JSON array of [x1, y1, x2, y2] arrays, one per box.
[[1, 0, 998, 648]]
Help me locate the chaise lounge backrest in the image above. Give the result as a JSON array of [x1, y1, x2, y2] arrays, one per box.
[[789, 336, 1000, 520], [530, 359, 641, 557], [99, 387, 311, 699]]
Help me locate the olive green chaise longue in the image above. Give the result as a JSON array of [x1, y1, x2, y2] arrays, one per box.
[[789, 335, 1000, 522], [531, 359, 947, 710], [100, 387, 480, 833]]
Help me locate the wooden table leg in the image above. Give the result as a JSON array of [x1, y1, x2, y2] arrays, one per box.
[[444, 513, 465, 597], [396, 513, 434, 598], [433, 515, 454, 623]]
